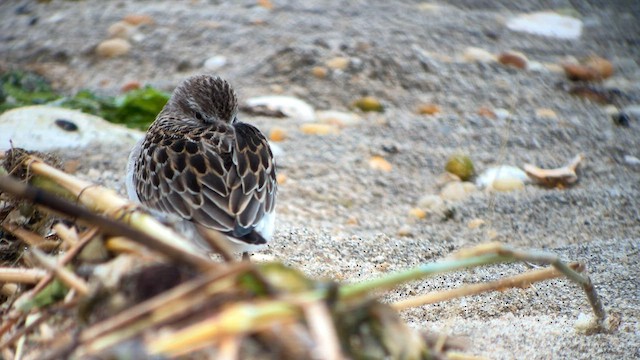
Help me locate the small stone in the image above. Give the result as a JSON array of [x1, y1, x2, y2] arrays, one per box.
[[107, 21, 135, 39], [353, 96, 384, 112], [562, 56, 613, 81], [623, 155, 640, 166], [121, 80, 141, 92], [63, 159, 80, 173], [311, 66, 328, 78], [408, 208, 427, 219], [346, 217, 359, 225], [477, 106, 496, 119], [203, 55, 227, 71], [535, 108, 557, 119], [445, 154, 475, 181], [440, 182, 477, 201], [325, 57, 350, 70], [417, 103, 441, 115], [276, 173, 287, 184], [96, 38, 131, 58], [494, 108, 510, 120], [476, 165, 529, 189], [417, 194, 445, 213], [463, 47, 496, 63], [621, 105, 640, 120], [316, 110, 362, 127], [257, 0, 274, 10], [467, 218, 485, 229], [491, 177, 525, 192], [368, 156, 392, 172], [612, 112, 630, 127], [397, 225, 413, 237], [269, 127, 287, 142], [123, 14, 154, 26], [498, 51, 528, 69], [299, 123, 339, 135]]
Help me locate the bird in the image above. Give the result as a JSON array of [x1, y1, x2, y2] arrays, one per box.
[[125, 75, 277, 258]]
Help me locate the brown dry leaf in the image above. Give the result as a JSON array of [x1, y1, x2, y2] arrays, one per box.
[[524, 154, 584, 188]]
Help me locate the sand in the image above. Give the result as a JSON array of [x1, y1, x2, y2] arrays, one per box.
[[1, 1, 639, 358]]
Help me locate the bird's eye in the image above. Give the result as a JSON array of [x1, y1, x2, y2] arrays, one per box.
[[194, 112, 204, 121]]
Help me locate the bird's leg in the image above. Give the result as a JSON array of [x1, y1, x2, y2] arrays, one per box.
[[242, 252, 251, 262]]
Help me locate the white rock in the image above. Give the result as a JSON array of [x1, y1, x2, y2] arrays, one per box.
[[316, 110, 362, 127], [203, 55, 227, 71], [0, 106, 143, 151], [494, 108, 511, 120], [624, 155, 640, 166], [476, 165, 529, 189], [245, 96, 316, 122], [462, 47, 496, 63], [440, 182, 477, 201], [507, 12, 583, 40]]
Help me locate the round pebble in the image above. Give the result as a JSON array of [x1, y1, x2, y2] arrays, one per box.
[[203, 56, 227, 71], [96, 38, 131, 58]]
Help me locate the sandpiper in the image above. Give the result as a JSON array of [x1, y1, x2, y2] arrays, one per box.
[[125, 75, 277, 256]]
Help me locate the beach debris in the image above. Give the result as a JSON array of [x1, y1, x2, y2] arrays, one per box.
[[506, 11, 582, 39], [562, 55, 614, 81], [243, 96, 316, 122], [524, 154, 584, 188], [476, 165, 529, 191]]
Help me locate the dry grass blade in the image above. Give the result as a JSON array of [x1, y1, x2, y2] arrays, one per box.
[[393, 262, 582, 310], [27, 248, 89, 296], [0, 268, 47, 284]]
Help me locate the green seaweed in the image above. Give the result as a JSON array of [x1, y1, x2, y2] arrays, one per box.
[[0, 70, 169, 130]]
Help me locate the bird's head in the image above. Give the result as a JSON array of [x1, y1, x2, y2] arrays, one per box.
[[168, 75, 238, 124]]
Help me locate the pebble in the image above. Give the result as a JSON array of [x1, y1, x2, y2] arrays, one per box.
[[269, 127, 287, 142], [492, 177, 525, 192], [203, 55, 227, 71], [506, 11, 583, 39], [123, 14, 154, 26], [417, 194, 446, 213], [535, 108, 557, 119], [416, 103, 441, 115], [494, 108, 510, 120], [440, 182, 477, 201], [623, 155, 640, 166], [622, 105, 640, 120], [107, 21, 135, 39], [445, 154, 475, 181], [276, 173, 288, 184], [476, 165, 529, 189], [316, 110, 362, 127], [245, 96, 316, 122], [311, 66, 328, 78], [467, 218, 485, 229], [408, 208, 427, 219], [498, 51, 528, 69], [397, 225, 413, 237], [96, 38, 131, 58], [368, 156, 393, 172], [325, 57, 350, 70], [477, 106, 496, 119], [353, 96, 384, 112], [562, 56, 614, 81], [121, 80, 141, 92], [463, 47, 496, 63], [299, 123, 340, 135]]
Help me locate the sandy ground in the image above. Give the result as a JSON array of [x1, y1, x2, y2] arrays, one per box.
[[2, 0, 639, 359]]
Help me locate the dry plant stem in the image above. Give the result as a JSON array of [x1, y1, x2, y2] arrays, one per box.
[[0, 173, 212, 271], [340, 243, 606, 329], [27, 227, 98, 299], [0, 312, 48, 352], [78, 262, 252, 353], [146, 301, 299, 355], [0, 222, 48, 248], [0, 268, 47, 284], [52, 223, 79, 248], [302, 300, 343, 360], [27, 248, 89, 296], [393, 262, 582, 310]]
